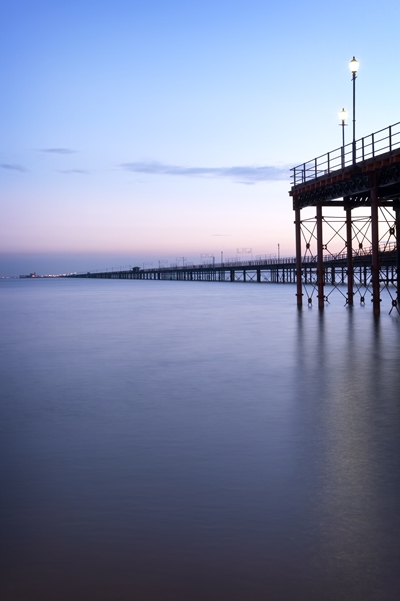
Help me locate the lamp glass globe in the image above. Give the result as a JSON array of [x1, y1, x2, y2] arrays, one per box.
[[350, 57, 359, 73]]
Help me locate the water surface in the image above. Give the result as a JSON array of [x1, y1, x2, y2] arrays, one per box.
[[1, 279, 399, 600]]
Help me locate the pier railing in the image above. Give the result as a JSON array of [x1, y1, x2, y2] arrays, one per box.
[[291, 121, 400, 186], [142, 242, 395, 271], [68, 242, 396, 277]]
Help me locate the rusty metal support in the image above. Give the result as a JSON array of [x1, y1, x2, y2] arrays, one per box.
[[295, 207, 303, 306], [371, 186, 381, 315], [316, 205, 324, 309], [395, 200, 400, 307], [346, 205, 354, 306]]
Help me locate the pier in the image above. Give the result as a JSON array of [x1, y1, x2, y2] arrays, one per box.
[[68, 121, 400, 315], [291, 121, 400, 315], [69, 244, 398, 311]]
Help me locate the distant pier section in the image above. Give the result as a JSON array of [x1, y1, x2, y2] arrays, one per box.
[[68, 258, 299, 284], [68, 246, 398, 306]]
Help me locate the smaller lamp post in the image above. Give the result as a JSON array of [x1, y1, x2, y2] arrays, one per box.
[[339, 108, 348, 167], [349, 56, 359, 164]]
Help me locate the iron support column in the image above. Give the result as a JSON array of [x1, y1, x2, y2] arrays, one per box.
[[295, 207, 303, 306], [395, 200, 400, 307], [346, 206, 354, 305], [316, 204, 324, 309], [371, 186, 380, 315], [352, 71, 356, 164]]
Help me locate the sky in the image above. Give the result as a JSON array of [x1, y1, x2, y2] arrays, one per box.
[[1, 0, 400, 275]]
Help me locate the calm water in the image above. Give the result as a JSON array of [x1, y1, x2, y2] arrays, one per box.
[[1, 279, 400, 600]]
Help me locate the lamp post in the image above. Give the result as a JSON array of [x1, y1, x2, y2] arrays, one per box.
[[339, 108, 348, 167], [349, 56, 359, 164]]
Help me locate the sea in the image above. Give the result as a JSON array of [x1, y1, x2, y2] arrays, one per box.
[[1, 278, 400, 601]]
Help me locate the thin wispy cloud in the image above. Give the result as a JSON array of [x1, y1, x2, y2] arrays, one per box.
[[1, 163, 27, 172], [40, 148, 77, 154], [120, 161, 289, 184], [58, 169, 88, 174]]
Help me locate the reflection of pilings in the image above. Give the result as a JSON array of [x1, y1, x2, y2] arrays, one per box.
[[371, 186, 381, 316], [295, 208, 303, 306], [346, 205, 354, 306], [396, 200, 400, 306], [316, 205, 324, 309]]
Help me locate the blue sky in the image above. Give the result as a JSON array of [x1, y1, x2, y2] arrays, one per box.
[[1, 0, 400, 275]]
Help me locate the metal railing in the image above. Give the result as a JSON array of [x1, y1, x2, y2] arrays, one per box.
[[68, 243, 397, 277], [141, 243, 396, 272], [291, 121, 400, 187]]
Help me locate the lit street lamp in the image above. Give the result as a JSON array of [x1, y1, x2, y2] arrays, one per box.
[[349, 56, 359, 164]]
